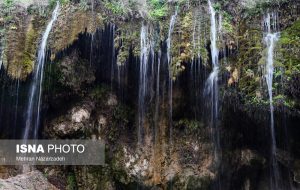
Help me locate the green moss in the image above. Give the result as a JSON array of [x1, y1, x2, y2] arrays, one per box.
[[236, 27, 263, 103], [171, 11, 193, 78], [22, 21, 38, 74], [115, 23, 140, 65], [212, 2, 221, 12], [222, 11, 234, 34], [278, 19, 300, 77], [48, 4, 103, 54], [49, 0, 69, 9], [229, 17, 296, 109], [3, 13, 43, 79], [117, 47, 129, 66], [199, 47, 208, 65], [148, 0, 169, 20], [3, 0, 14, 14], [243, 0, 289, 17], [66, 172, 77, 190], [104, 0, 125, 15]]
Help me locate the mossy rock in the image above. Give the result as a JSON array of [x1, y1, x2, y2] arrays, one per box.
[[3, 13, 45, 80], [48, 3, 104, 55]]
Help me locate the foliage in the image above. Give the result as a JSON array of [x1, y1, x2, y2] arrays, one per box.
[[276, 20, 300, 108], [237, 27, 262, 100], [115, 24, 140, 65], [243, 0, 289, 17], [212, 2, 221, 12], [175, 119, 203, 132], [221, 11, 234, 34], [66, 173, 77, 190], [113, 104, 133, 126], [49, 0, 69, 9], [104, 0, 125, 15], [4, 0, 14, 9], [278, 20, 300, 78], [90, 85, 110, 100], [171, 11, 193, 78], [148, 0, 168, 20], [79, 0, 89, 11], [2, 0, 15, 19]]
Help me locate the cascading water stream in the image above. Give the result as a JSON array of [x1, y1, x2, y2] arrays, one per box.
[[263, 12, 281, 189], [23, 2, 60, 139], [204, 0, 221, 165], [138, 23, 150, 144], [167, 10, 177, 144], [154, 51, 161, 144], [14, 78, 20, 136], [110, 24, 115, 91], [89, 0, 95, 66], [0, 47, 3, 70]]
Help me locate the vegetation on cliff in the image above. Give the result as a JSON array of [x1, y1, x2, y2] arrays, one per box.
[[0, 0, 299, 113]]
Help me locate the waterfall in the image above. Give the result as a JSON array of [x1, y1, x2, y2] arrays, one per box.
[[23, 2, 60, 139], [205, 0, 219, 121], [204, 0, 220, 153], [0, 49, 2, 70], [89, 0, 95, 66], [263, 12, 281, 189], [167, 10, 177, 144], [154, 51, 161, 143], [14, 78, 20, 136], [138, 23, 150, 144], [110, 24, 115, 91], [167, 11, 177, 65]]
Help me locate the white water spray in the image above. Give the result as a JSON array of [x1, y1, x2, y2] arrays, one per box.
[[264, 12, 281, 189], [138, 23, 150, 144], [205, 0, 219, 117], [154, 51, 161, 143], [204, 1, 222, 178], [205, 0, 220, 134], [167, 11, 177, 65], [167, 11, 177, 144], [23, 2, 60, 139]]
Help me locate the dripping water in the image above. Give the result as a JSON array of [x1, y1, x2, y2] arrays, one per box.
[[191, 18, 197, 69], [138, 23, 150, 144], [154, 51, 161, 144], [204, 0, 221, 164], [13, 77, 20, 137], [110, 24, 115, 91], [263, 12, 281, 190], [190, 11, 204, 119], [89, 0, 95, 66], [0, 49, 3, 71], [167, 10, 177, 145], [23, 2, 60, 139]]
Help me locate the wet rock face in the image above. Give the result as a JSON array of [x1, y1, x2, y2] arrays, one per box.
[[240, 149, 265, 166], [0, 171, 58, 190], [1, 0, 298, 189], [276, 149, 300, 185], [43, 85, 217, 189], [45, 101, 95, 137], [0, 166, 18, 180], [71, 107, 90, 123], [57, 50, 95, 92]]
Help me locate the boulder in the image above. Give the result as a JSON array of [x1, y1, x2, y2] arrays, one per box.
[[0, 171, 57, 190]]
